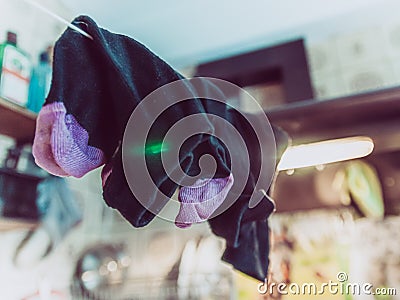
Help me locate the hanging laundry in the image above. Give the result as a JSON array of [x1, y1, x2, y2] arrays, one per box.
[[208, 115, 289, 281], [31, 15, 289, 282], [32, 15, 231, 227], [182, 92, 289, 281]]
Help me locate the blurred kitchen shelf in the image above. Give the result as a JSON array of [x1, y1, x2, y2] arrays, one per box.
[[0, 97, 36, 142], [0, 97, 39, 231], [0, 218, 38, 232], [266, 87, 400, 214], [266, 86, 400, 154]]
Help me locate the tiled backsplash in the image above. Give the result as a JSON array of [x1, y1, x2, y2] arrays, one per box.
[[307, 21, 400, 99]]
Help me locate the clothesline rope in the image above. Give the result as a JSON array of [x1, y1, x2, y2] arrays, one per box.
[[22, 0, 93, 40]]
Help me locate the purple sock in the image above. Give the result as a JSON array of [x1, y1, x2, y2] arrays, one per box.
[[33, 102, 106, 178], [175, 174, 234, 228], [33, 103, 69, 177]]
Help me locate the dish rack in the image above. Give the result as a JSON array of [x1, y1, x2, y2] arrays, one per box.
[[69, 272, 235, 300]]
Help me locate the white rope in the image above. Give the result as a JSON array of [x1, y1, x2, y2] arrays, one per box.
[[22, 0, 93, 40]]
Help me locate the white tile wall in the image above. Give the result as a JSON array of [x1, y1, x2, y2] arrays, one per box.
[[342, 60, 397, 94], [307, 39, 341, 74], [311, 70, 348, 99], [335, 27, 387, 67], [307, 20, 400, 99]]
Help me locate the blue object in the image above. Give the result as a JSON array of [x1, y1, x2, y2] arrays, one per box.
[[27, 52, 52, 113]]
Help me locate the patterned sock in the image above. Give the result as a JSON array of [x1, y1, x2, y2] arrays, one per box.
[[33, 16, 231, 228], [32, 103, 69, 177], [175, 174, 234, 228], [33, 102, 106, 177]]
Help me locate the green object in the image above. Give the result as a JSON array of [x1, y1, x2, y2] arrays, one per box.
[[145, 141, 170, 155], [0, 32, 32, 106], [132, 141, 170, 155], [346, 160, 384, 219]]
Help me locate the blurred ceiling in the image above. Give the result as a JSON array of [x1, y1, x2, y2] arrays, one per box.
[[61, 0, 385, 68]]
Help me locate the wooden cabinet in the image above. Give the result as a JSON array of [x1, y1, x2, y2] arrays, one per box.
[[0, 97, 36, 142], [0, 97, 38, 230]]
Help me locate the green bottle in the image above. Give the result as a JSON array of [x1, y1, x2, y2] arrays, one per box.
[[0, 31, 32, 107]]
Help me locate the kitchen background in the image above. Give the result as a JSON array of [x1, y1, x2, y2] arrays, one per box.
[[0, 0, 400, 299]]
